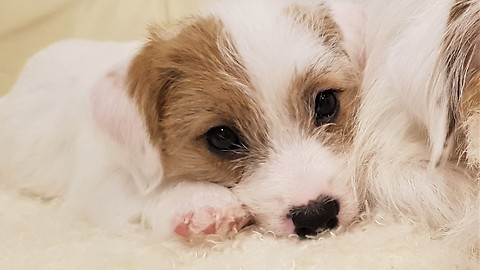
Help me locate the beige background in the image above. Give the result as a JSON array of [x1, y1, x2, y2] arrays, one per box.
[[0, 0, 210, 95]]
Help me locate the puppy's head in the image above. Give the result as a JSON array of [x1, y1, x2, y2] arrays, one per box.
[[128, 0, 364, 237]]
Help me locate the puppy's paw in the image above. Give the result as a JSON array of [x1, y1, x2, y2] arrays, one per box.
[[174, 205, 249, 239], [147, 181, 250, 241]]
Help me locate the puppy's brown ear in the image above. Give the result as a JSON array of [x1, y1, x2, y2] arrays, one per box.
[[328, 1, 366, 70], [127, 28, 183, 146], [90, 61, 164, 194]]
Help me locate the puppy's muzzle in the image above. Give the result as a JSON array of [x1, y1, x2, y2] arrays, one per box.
[[288, 197, 339, 238]]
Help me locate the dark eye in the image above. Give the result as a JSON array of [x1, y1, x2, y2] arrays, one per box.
[[205, 126, 244, 156], [314, 89, 339, 124]]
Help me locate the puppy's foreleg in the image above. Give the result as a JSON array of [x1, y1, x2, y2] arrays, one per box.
[[143, 181, 251, 240], [61, 140, 250, 240]]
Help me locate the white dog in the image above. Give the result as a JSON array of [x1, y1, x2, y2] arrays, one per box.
[[354, 0, 479, 249], [0, 0, 365, 241]]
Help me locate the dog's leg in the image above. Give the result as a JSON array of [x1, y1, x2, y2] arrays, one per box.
[[143, 181, 251, 240], [59, 132, 250, 240]]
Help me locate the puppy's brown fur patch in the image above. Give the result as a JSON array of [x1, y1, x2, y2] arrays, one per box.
[[284, 3, 359, 151], [287, 66, 359, 150], [128, 17, 269, 186]]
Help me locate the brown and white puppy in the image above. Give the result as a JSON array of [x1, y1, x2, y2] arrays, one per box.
[[353, 0, 479, 250], [0, 0, 365, 241]]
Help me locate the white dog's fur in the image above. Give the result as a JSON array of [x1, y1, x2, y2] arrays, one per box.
[[0, 0, 365, 241], [354, 0, 479, 251]]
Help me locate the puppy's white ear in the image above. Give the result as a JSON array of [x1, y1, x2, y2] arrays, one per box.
[[90, 62, 163, 194], [328, 1, 366, 70]]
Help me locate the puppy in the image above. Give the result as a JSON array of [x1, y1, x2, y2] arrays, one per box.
[[0, 0, 365, 240], [353, 0, 479, 247]]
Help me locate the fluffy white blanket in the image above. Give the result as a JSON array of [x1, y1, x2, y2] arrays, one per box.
[[0, 188, 477, 270]]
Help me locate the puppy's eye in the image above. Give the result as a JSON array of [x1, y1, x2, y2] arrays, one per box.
[[314, 89, 339, 125], [205, 126, 244, 156]]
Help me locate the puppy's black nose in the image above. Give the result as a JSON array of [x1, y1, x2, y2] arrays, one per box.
[[289, 198, 340, 238]]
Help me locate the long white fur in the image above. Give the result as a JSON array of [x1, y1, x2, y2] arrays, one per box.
[[354, 0, 479, 250]]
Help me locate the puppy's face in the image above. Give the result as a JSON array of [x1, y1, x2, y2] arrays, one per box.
[[128, 0, 363, 237]]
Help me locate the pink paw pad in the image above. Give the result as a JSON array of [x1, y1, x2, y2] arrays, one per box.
[[174, 207, 249, 239]]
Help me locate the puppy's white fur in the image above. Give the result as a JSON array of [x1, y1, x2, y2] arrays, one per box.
[[354, 0, 479, 250], [0, 0, 365, 240]]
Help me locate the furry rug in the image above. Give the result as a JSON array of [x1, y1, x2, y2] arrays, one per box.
[[0, 188, 477, 270]]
